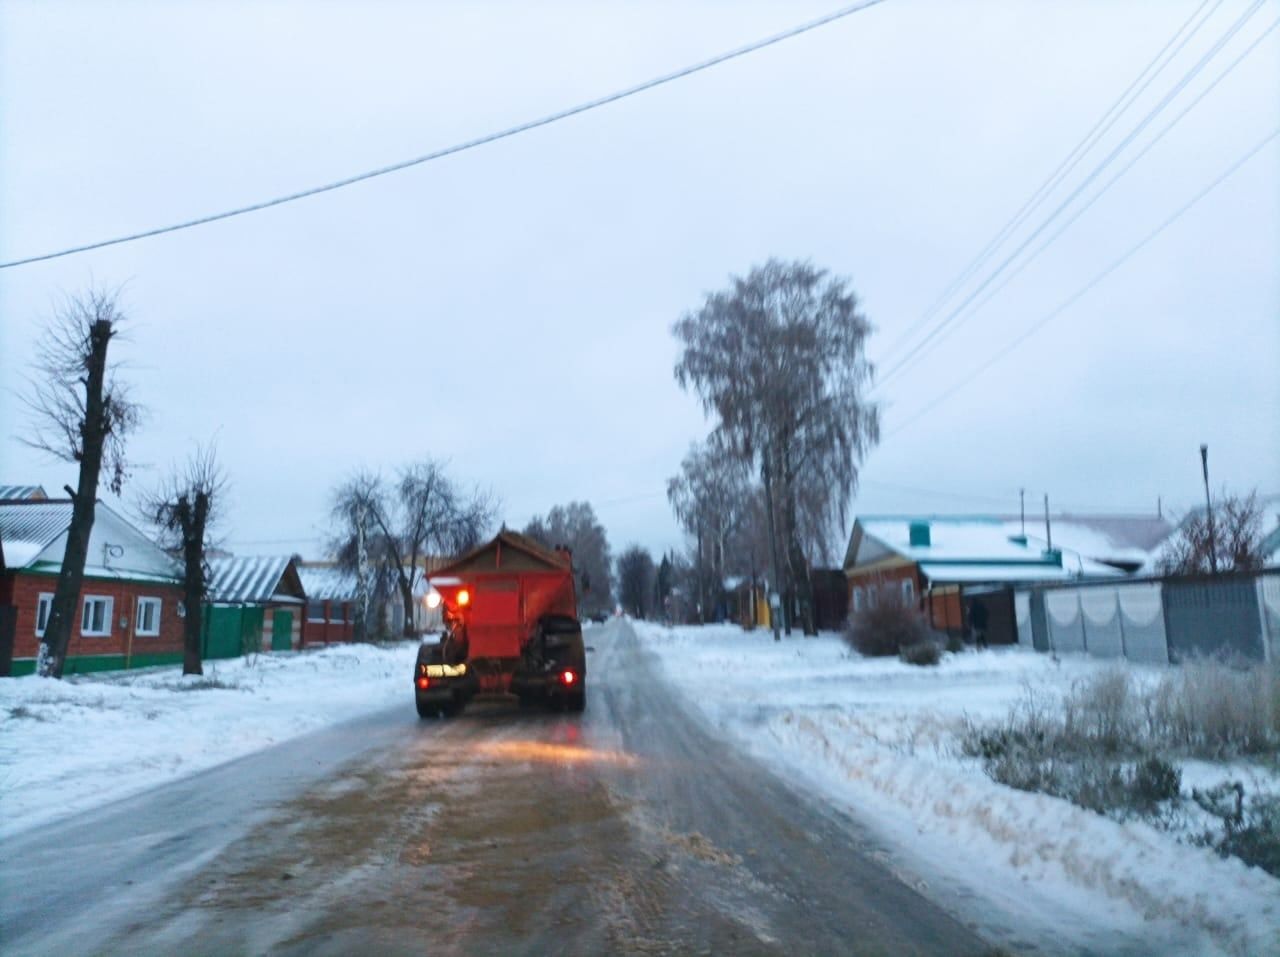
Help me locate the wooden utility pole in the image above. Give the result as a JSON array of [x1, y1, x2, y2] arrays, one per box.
[[1200, 444, 1217, 574]]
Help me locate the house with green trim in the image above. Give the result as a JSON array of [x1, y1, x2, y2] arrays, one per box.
[[1, 497, 185, 676], [203, 555, 306, 658]]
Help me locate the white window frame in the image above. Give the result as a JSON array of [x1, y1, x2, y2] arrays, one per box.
[[852, 587, 864, 613], [328, 601, 347, 624], [81, 595, 114, 637], [136, 597, 162, 636], [868, 587, 879, 610], [901, 579, 915, 605], [35, 593, 54, 636], [306, 600, 326, 623]]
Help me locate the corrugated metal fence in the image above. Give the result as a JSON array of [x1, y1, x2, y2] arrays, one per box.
[[1016, 569, 1279, 665]]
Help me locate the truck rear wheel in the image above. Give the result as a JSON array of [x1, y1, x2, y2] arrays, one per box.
[[415, 696, 435, 719], [567, 691, 586, 713]]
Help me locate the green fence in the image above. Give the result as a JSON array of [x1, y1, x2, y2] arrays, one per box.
[[202, 605, 265, 660]]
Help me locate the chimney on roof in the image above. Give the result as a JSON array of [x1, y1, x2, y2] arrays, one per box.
[[908, 520, 931, 547]]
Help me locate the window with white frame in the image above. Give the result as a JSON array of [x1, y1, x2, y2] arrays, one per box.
[[306, 600, 326, 623], [901, 579, 915, 605], [35, 593, 53, 636], [136, 597, 162, 636], [867, 586, 878, 610], [81, 596, 113, 637], [852, 587, 864, 613], [328, 601, 348, 624]]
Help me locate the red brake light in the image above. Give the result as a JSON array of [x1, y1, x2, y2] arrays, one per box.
[[561, 670, 576, 686], [416, 676, 430, 690]]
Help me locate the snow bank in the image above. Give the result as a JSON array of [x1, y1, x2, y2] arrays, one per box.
[[632, 622, 1280, 957], [0, 643, 418, 839]]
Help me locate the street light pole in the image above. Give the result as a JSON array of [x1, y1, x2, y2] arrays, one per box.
[[1200, 443, 1217, 574]]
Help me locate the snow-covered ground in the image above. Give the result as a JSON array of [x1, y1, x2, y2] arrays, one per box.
[[0, 642, 419, 839], [631, 621, 1280, 957]]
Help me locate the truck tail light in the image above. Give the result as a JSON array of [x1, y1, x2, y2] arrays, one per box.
[[560, 669, 577, 686], [416, 676, 430, 690]]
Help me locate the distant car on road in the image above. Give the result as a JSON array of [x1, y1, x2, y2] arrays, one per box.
[[588, 611, 609, 624]]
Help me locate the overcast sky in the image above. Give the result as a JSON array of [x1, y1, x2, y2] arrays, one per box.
[[2, 0, 1277, 566]]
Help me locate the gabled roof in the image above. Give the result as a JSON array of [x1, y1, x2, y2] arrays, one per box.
[[0, 499, 180, 583], [296, 563, 357, 602], [431, 529, 570, 579], [0, 485, 48, 502], [845, 515, 1123, 583], [207, 555, 304, 604]]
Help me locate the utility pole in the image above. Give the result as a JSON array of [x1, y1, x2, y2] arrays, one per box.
[[1043, 494, 1053, 551], [1200, 444, 1217, 574], [1019, 488, 1026, 537]]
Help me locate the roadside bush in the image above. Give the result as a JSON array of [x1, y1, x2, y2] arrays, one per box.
[[844, 591, 934, 657], [1063, 669, 1139, 755], [1148, 660, 1280, 758], [899, 640, 942, 667], [1193, 783, 1280, 877]]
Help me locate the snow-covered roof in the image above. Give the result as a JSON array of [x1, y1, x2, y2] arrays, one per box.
[[296, 563, 357, 602], [917, 561, 1119, 584], [0, 499, 181, 583], [207, 555, 301, 604], [847, 515, 1125, 582], [0, 485, 48, 502]]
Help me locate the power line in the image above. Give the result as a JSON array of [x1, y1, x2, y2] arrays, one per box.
[[878, 10, 1280, 382], [884, 125, 1279, 438], [877, 0, 1222, 367], [874, 0, 1266, 391], [0, 0, 890, 270]]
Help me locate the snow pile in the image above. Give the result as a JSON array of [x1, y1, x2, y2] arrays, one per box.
[[0, 642, 419, 838], [632, 622, 1280, 956]]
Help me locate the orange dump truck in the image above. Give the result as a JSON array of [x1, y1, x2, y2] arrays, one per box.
[[413, 530, 586, 718]]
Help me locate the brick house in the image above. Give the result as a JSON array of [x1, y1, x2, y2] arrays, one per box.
[[296, 563, 356, 645], [0, 498, 185, 675]]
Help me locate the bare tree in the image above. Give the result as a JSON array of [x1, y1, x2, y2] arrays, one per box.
[[22, 288, 142, 677], [617, 545, 656, 619], [523, 501, 613, 615], [673, 260, 879, 636], [329, 471, 393, 641], [1159, 490, 1268, 576], [330, 462, 498, 637], [141, 446, 226, 675], [667, 437, 750, 622]]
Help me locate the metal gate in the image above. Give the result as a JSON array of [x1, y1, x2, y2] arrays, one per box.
[[271, 610, 293, 652], [1163, 578, 1264, 663], [202, 605, 266, 659]]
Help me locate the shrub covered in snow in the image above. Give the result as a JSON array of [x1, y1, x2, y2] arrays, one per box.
[[898, 640, 942, 667], [843, 591, 936, 657], [962, 662, 1280, 875], [1148, 660, 1280, 758]]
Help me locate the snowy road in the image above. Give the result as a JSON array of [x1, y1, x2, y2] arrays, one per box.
[[1, 620, 992, 956]]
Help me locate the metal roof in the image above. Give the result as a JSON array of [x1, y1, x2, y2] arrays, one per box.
[[0, 500, 74, 566], [296, 563, 357, 601], [207, 555, 295, 604], [0, 485, 48, 502]]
